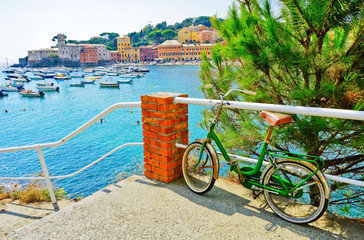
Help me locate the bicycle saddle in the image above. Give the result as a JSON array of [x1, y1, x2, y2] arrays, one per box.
[[260, 111, 292, 126]]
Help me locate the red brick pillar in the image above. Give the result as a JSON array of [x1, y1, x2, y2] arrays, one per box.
[[141, 92, 189, 183]]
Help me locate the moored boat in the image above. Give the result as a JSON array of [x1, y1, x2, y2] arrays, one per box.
[[36, 82, 54, 86], [81, 79, 95, 84], [54, 74, 71, 80], [0, 90, 8, 97], [70, 74, 85, 78], [70, 83, 85, 87], [119, 74, 142, 78], [99, 81, 119, 87], [29, 76, 44, 80], [85, 76, 101, 79], [117, 79, 133, 84], [20, 89, 45, 97], [0, 85, 22, 92], [36, 85, 60, 91]]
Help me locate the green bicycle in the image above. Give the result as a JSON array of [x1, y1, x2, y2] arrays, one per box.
[[182, 86, 330, 224]]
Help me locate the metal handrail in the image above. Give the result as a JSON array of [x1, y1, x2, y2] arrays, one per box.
[[0, 102, 141, 211]]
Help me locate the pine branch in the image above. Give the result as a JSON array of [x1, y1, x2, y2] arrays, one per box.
[[291, 0, 318, 34]]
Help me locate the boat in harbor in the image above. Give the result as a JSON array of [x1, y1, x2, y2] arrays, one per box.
[[106, 72, 118, 76], [81, 79, 95, 84], [117, 79, 133, 84], [0, 85, 23, 92], [0, 90, 8, 97], [119, 73, 143, 78], [36, 85, 60, 91], [36, 81, 54, 87], [135, 67, 149, 73], [20, 89, 45, 97], [99, 77, 119, 87], [29, 75, 44, 80], [85, 76, 101, 80], [54, 74, 71, 80], [70, 83, 85, 87], [5, 81, 24, 88], [70, 74, 85, 78]]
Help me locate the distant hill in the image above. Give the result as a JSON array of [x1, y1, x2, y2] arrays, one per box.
[[65, 16, 223, 50]]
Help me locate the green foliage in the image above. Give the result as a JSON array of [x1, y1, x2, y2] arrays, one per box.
[[106, 46, 113, 51], [49, 53, 59, 59], [201, 0, 363, 208], [100, 32, 120, 40], [162, 29, 177, 40]]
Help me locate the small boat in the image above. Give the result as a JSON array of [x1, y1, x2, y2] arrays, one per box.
[[37, 85, 60, 91], [85, 76, 101, 79], [13, 78, 31, 83], [70, 74, 85, 78], [83, 69, 94, 73], [93, 72, 105, 76], [106, 72, 118, 76], [29, 76, 44, 80], [0, 85, 22, 92], [99, 78, 119, 87], [81, 79, 95, 84], [99, 81, 119, 87], [135, 67, 149, 73], [40, 72, 56, 78], [54, 74, 71, 80], [6, 81, 23, 88], [119, 74, 141, 78], [0, 90, 8, 97], [36, 82, 54, 86], [70, 83, 85, 87], [20, 89, 45, 97], [117, 79, 133, 84]]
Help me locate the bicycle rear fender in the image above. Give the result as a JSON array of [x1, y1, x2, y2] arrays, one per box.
[[261, 159, 330, 199], [194, 141, 220, 179]]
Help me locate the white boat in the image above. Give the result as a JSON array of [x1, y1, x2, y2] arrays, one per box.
[[40, 71, 56, 78], [117, 79, 133, 84], [70, 83, 85, 87], [93, 72, 105, 76], [99, 78, 119, 87], [13, 78, 30, 83], [106, 72, 118, 76], [54, 74, 71, 80], [37, 85, 60, 91], [70, 74, 85, 78], [0, 85, 22, 92], [85, 76, 101, 79], [20, 89, 45, 97], [6, 81, 23, 88], [36, 82, 55, 87], [119, 74, 142, 78], [29, 76, 44, 80], [81, 79, 95, 84]]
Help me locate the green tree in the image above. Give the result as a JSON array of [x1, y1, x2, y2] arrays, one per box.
[[49, 53, 59, 59], [200, 0, 363, 213], [106, 46, 113, 51], [100, 32, 120, 40], [148, 30, 163, 44], [162, 29, 177, 40]]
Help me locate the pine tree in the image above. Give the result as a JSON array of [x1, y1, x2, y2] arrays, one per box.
[[200, 0, 363, 214]]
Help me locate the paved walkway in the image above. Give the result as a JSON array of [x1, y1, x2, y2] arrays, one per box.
[[4, 175, 363, 239]]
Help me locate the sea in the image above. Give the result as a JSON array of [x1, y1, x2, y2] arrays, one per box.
[[0, 65, 206, 197], [0, 65, 361, 218]]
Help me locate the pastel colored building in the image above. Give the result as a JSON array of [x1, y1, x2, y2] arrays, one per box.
[[28, 48, 59, 63], [198, 30, 213, 43], [157, 40, 182, 61], [140, 46, 158, 62], [80, 46, 98, 64], [181, 43, 213, 61], [110, 50, 120, 62], [117, 36, 139, 63]]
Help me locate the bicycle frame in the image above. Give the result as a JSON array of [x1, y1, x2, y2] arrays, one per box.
[[198, 122, 321, 197]]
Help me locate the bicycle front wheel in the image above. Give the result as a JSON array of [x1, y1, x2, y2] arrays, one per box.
[[262, 161, 328, 224], [182, 142, 216, 194]]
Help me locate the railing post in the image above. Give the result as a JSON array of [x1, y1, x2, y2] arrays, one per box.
[[141, 92, 189, 183], [36, 149, 59, 211]]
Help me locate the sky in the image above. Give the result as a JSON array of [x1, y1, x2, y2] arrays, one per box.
[[0, 0, 234, 64]]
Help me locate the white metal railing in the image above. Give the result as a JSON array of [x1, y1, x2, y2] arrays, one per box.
[[174, 97, 364, 187], [0, 102, 141, 211], [0, 97, 363, 211]]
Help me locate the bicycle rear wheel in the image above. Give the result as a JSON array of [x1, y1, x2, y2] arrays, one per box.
[[262, 161, 328, 224], [182, 142, 216, 194]]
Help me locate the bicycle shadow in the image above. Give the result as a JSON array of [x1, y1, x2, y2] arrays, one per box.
[[134, 177, 362, 240]]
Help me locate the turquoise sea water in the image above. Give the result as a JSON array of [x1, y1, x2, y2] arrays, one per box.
[[0, 65, 206, 196]]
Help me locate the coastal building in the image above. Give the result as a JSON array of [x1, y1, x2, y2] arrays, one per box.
[[57, 34, 80, 61], [80, 46, 98, 64], [28, 48, 59, 63], [178, 25, 199, 43], [181, 43, 213, 61], [110, 51, 120, 62], [178, 25, 220, 44], [198, 30, 213, 43], [139, 46, 158, 62], [117, 36, 139, 63], [157, 40, 182, 61], [79, 44, 111, 63]]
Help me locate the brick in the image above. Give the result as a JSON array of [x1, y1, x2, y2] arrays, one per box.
[[144, 164, 152, 171], [149, 111, 174, 119], [142, 124, 150, 131], [141, 95, 149, 102], [157, 104, 179, 112], [158, 148, 179, 156], [156, 97, 174, 104], [143, 130, 158, 139], [158, 119, 175, 127], [141, 103, 157, 110], [144, 157, 160, 168], [145, 170, 159, 180], [147, 96, 159, 103], [150, 139, 175, 149], [143, 137, 151, 145], [142, 117, 159, 125], [149, 125, 174, 135], [152, 166, 174, 177], [141, 110, 150, 117], [159, 159, 182, 170], [144, 151, 151, 158], [174, 122, 188, 131], [159, 174, 182, 183], [143, 144, 160, 154], [174, 108, 188, 117]]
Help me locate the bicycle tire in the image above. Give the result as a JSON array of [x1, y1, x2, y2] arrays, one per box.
[[262, 160, 328, 224], [182, 142, 216, 194]]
